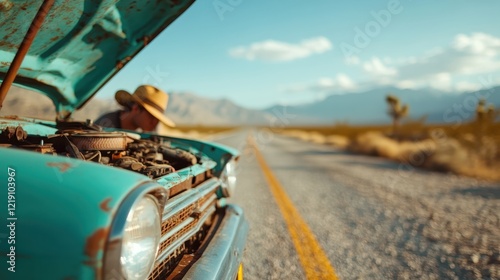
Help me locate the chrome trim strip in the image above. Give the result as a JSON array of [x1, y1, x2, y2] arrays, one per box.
[[162, 177, 219, 220], [156, 205, 217, 264], [183, 205, 249, 280], [161, 216, 195, 242], [159, 193, 217, 243], [200, 194, 217, 211]]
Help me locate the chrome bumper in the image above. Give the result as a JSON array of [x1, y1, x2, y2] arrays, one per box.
[[183, 204, 248, 280]]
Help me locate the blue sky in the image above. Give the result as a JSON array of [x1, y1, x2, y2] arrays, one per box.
[[96, 0, 500, 109]]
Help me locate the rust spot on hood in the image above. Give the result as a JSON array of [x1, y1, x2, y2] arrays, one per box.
[[85, 227, 109, 259], [116, 56, 131, 70], [47, 162, 72, 172], [0, 0, 13, 11], [100, 198, 112, 212], [84, 227, 109, 277]]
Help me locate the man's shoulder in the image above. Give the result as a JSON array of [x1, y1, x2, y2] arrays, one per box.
[[94, 110, 122, 128]]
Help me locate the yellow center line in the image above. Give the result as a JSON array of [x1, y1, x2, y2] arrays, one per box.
[[249, 136, 339, 280]]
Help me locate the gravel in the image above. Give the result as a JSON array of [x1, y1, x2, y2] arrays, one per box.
[[218, 130, 500, 279]]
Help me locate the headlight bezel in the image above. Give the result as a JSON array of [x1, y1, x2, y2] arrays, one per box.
[[103, 183, 167, 280], [120, 195, 161, 280], [219, 158, 238, 198]]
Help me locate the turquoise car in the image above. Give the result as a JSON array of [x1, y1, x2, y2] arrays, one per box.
[[0, 1, 248, 279]]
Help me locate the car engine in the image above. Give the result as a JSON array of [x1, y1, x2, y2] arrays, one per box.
[[0, 124, 198, 178]]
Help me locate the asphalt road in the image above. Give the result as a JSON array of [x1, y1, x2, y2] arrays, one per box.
[[213, 129, 500, 280]]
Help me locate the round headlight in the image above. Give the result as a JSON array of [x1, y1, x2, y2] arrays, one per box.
[[120, 196, 161, 280], [220, 159, 237, 197]]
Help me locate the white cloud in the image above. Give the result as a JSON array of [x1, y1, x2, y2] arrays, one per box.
[[313, 74, 357, 92], [284, 33, 500, 96], [359, 33, 500, 91], [398, 33, 500, 80], [396, 80, 418, 89], [317, 77, 335, 88], [455, 81, 481, 92], [453, 33, 500, 56], [229, 37, 332, 62], [284, 73, 356, 94], [363, 57, 397, 76], [337, 74, 357, 90], [429, 72, 452, 92], [281, 84, 308, 93], [345, 55, 360, 65], [382, 57, 393, 64]]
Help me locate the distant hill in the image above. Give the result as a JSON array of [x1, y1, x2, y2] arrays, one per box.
[[264, 86, 500, 125], [166, 92, 274, 125], [0, 86, 120, 121], [2, 85, 499, 126], [0, 87, 274, 125], [1, 86, 56, 120]]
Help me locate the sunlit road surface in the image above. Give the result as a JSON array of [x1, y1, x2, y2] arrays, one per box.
[[213, 129, 500, 280]]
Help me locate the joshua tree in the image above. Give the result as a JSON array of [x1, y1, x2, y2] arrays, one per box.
[[475, 99, 498, 165], [476, 99, 497, 123], [475, 99, 497, 136], [386, 94, 409, 138], [476, 99, 487, 122]]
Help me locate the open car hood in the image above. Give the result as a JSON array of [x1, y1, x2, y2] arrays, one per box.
[[0, 0, 194, 119]]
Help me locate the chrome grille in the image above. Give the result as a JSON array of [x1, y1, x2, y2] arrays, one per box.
[[161, 204, 197, 235], [148, 244, 185, 280], [148, 177, 220, 280]]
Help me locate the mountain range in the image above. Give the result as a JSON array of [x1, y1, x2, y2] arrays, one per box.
[[265, 86, 500, 125], [2, 85, 499, 126]]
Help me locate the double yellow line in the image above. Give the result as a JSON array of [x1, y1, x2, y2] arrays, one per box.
[[249, 137, 338, 280]]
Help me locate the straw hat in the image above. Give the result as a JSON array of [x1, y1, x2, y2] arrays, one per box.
[[115, 85, 175, 127]]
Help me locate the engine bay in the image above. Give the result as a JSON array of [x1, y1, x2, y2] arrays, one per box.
[[0, 124, 198, 178]]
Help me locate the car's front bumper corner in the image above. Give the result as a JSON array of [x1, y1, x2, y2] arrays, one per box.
[[184, 204, 249, 280]]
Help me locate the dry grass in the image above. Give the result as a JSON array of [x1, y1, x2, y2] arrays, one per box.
[[278, 121, 500, 181], [172, 125, 237, 134], [324, 135, 350, 148], [158, 125, 237, 139]]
